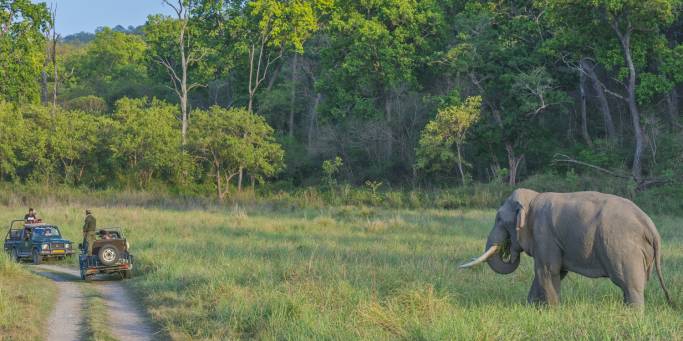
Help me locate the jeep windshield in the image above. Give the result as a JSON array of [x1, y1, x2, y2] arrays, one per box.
[[32, 227, 61, 239]]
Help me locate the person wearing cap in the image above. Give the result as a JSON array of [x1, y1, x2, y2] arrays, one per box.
[[82, 209, 97, 256]]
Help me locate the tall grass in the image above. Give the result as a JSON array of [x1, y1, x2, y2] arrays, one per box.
[[0, 253, 57, 341], [2, 204, 681, 339], [2, 172, 682, 215]]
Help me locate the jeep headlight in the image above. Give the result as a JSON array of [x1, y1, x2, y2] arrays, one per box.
[[65, 243, 71, 249], [126, 241, 130, 250], [41, 244, 49, 250]]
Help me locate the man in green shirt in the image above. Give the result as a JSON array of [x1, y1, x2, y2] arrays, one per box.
[[83, 209, 97, 256]]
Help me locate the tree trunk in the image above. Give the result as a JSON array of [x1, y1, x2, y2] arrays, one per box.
[[666, 88, 682, 130], [307, 93, 321, 150], [266, 62, 282, 92], [40, 65, 48, 104], [584, 61, 617, 140], [51, 28, 57, 110], [383, 94, 393, 158], [455, 142, 466, 185], [289, 53, 298, 137], [248, 44, 256, 113], [216, 169, 223, 201], [180, 93, 188, 145], [490, 108, 523, 185], [616, 28, 645, 183], [179, 24, 188, 145], [237, 166, 243, 192], [505, 143, 524, 186], [578, 64, 592, 146]]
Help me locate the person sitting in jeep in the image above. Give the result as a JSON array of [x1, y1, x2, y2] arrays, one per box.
[[99, 229, 112, 240]]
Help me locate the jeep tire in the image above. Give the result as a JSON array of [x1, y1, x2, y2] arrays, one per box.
[[122, 269, 133, 279], [98, 244, 119, 266]]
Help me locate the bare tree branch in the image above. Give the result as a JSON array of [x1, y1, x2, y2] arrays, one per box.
[[552, 153, 632, 179]]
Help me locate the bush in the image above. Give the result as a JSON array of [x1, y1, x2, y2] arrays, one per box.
[[65, 95, 108, 113]]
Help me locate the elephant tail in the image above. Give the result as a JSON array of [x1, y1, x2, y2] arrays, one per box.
[[653, 236, 675, 307]]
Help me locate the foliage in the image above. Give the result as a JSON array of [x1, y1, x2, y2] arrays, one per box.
[[322, 156, 343, 188], [2, 0, 683, 193], [416, 96, 482, 181], [61, 28, 152, 105], [64, 95, 108, 113], [0, 0, 50, 103], [109, 97, 182, 188], [190, 106, 284, 199], [51, 109, 109, 185]]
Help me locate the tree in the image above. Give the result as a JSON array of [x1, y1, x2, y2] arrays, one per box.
[[50, 109, 106, 184], [440, 2, 563, 185], [190, 106, 284, 200], [109, 98, 182, 188], [542, 0, 680, 185], [0, 0, 50, 103], [146, 2, 206, 145], [226, 0, 326, 113], [0, 101, 28, 180], [63, 27, 150, 105], [416, 96, 481, 185]]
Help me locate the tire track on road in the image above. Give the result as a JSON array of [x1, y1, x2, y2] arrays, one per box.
[[33, 264, 157, 341], [33, 266, 84, 341]]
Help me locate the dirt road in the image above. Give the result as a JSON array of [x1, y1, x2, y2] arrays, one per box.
[[33, 264, 157, 341], [33, 267, 84, 341]]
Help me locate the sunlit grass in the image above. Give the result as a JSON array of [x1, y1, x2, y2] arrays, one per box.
[[1, 204, 682, 339]]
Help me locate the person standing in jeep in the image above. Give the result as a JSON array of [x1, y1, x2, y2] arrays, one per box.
[[82, 209, 97, 256], [24, 208, 37, 222]]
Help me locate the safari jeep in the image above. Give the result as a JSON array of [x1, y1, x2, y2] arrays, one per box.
[[79, 227, 134, 281], [3, 219, 75, 264]]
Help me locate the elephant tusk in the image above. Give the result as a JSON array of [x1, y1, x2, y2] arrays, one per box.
[[459, 245, 499, 269]]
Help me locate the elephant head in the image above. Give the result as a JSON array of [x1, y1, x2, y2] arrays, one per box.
[[460, 188, 539, 274]]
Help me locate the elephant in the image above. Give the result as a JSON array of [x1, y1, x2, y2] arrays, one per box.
[[460, 188, 673, 308]]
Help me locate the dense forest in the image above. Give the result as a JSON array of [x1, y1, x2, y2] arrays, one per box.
[[1, 0, 682, 198]]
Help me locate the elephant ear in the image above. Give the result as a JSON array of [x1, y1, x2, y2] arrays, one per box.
[[513, 201, 534, 256]]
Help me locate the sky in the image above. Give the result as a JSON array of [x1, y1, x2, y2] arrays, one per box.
[[33, 0, 175, 36]]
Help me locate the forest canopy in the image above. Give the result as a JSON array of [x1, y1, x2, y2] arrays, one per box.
[[1, 0, 682, 198]]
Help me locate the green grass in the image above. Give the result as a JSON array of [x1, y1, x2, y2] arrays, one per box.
[[0, 253, 57, 341], [1, 204, 683, 339]]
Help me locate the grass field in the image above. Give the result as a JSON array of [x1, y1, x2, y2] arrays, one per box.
[[2, 204, 683, 339], [0, 253, 56, 341]]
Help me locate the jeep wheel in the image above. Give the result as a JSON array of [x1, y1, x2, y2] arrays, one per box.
[[11, 248, 19, 262], [98, 245, 119, 266], [32, 249, 42, 265]]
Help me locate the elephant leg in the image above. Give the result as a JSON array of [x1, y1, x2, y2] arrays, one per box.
[[605, 252, 647, 308], [533, 252, 563, 306], [527, 275, 546, 304], [610, 267, 646, 308]]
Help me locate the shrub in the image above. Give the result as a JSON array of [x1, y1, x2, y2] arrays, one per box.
[[65, 95, 108, 113]]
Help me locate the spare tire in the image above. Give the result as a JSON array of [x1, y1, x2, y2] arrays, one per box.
[[98, 244, 120, 266]]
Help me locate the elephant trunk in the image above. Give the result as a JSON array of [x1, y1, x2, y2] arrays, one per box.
[[485, 225, 520, 274]]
